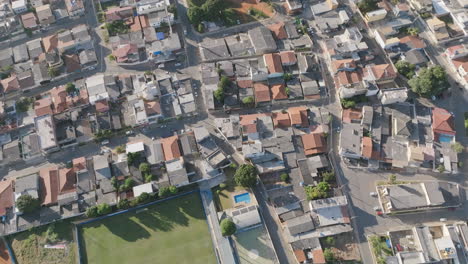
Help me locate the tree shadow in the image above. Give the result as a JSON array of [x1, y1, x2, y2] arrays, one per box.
[[99, 217, 151, 242]]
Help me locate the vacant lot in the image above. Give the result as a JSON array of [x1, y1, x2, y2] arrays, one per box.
[[9, 219, 77, 264], [80, 192, 215, 264]]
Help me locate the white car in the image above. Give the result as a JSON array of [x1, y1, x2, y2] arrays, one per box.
[[370, 192, 377, 197], [175, 63, 182, 67], [158, 64, 165, 68], [101, 140, 109, 145]]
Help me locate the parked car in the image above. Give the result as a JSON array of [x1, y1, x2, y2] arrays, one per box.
[[370, 192, 378, 197], [101, 140, 109, 145], [126, 130, 134, 136]]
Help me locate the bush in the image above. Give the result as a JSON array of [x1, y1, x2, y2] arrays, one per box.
[[341, 98, 356, 109], [85, 206, 98, 218], [323, 248, 335, 262], [234, 164, 258, 187], [45, 224, 59, 243], [16, 97, 34, 113], [357, 0, 378, 14], [220, 218, 236, 236], [229, 163, 238, 169], [242, 96, 254, 105], [437, 164, 445, 173], [115, 145, 125, 154], [388, 174, 397, 184], [105, 21, 129, 36], [395, 60, 416, 79], [305, 182, 330, 200], [119, 178, 135, 192], [280, 173, 289, 183], [136, 192, 150, 204], [325, 236, 335, 246], [117, 199, 130, 210], [16, 194, 40, 213], [451, 142, 464, 153], [159, 186, 171, 198], [108, 54, 116, 61], [323, 171, 335, 183], [139, 162, 150, 174], [169, 185, 178, 194], [65, 83, 76, 94], [144, 173, 155, 183], [97, 203, 112, 215], [219, 183, 227, 189]]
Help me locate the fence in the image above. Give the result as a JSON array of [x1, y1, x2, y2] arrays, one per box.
[[74, 189, 218, 264]]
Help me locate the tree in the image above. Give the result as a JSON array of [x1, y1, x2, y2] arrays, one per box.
[[111, 176, 119, 191], [305, 182, 330, 200], [187, 6, 204, 25], [167, 4, 178, 19], [85, 206, 98, 218], [48, 67, 59, 77], [117, 199, 130, 210], [407, 27, 420, 36], [119, 178, 135, 192], [395, 60, 416, 79], [325, 236, 335, 246], [234, 164, 258, 187], [159, 186, 171, 197], [115, 145, 125, 154], [388, 174, 397, 184], [280, 173, 289, 183], [97, 203, 112, 215], [357, 0, 378, 14], [136, 192, 150, 204], [323, 248, 335, 263], [144, 173, 155, 183], [437, 164, 445, 173], [197, 23, 204, 33], [16, 97, 33, 113], [139, 162, 150, 174], [169, 185, 178, 194], [341, 98, 356, 109], [408, 66, 448, 97], [242, 96, 254, 105], [45, 224, 59, 243], [202, 0, 224, 21], [24, 28, 32, 37], [127, 152, 141, 166], [65, 83, 76, 94], [220, 218, 236, 236], [283, 73, 293, 81], [451, 142, 464, 153], [16, 195, 40, 213], [322, 171, 335, 182]]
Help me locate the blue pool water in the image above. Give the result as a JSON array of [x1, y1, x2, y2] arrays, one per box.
[[439, 134, 453, 143], [234, 193, 251, 204]]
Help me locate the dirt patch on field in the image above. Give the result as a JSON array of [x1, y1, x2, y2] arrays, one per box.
[[226, 0, 274, 17]]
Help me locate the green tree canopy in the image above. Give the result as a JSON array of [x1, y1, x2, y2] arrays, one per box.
[[220, 218, 236, 236], [408, 66, 448, 97], [305, 182, 330, 200], [85, 206, 98, 218], [187, 6, 204, 25], [242, 96, 254, 105], [117, 199, 130, 210], [323, 248, 335, 263], [97, 203, 112, 215], [139, 162, 150, 174], [169, 185, 178, 194], [234, 164, 258, 187], [136, 192, 150, 204], [159, 186, 171, 198], [16, 194, 40, 213], [395, 60, 416, 79], [65, 83, 76, 94]]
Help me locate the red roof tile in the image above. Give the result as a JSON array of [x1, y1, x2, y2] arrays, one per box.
[[239, 113, 270, 126], [161, 135, 181, 161], [237, 80, 253, 89], [254, 82, 271, 103], [95, 99, 110, 113], [272, 112, 291, 128], [366, 63, 397, 81], [362, 136, 373, 158], [34, 97, 53, 117], [288, 106, 308, 127], [73, 157, 87, 171], [40, 166, 59, 205], [432, 107, 455, 136], [113, 44, 138, 62], [342, 108, 362, 123], [58, 168, 76, 193], [0, 179, 13, 216], [64, 54, 81, 73], [294, 249, 307, 263], [145, 100, 161, 115], [400, 35, 426, 49], [1, 75, 20, 93], [263, 53, 283, 74], [21, 12, 38, 29], [268, 22, 287, 39], [312, 249, 326, 264], [243, 123, 257, 134], [279, 50, 297, 65], [301, 133, 326, 155], [270, 84, 288, 100]]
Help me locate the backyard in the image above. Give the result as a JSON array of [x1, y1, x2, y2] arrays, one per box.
[[79, 192, 216, 264], [368, 235, 393, 264], [9, 218, 78, 264], [212, 167, 247, 211]]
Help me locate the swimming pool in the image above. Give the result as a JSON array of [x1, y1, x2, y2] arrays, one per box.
[[234, 193, 251, 204], [439, 134, 454, 143]]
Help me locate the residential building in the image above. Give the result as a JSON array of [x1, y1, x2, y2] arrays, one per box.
[[432, 107, 455, 142], [248, 26, 277, 54], [427, 17, 450, 42], [0, 179, 14, 217], [263, 53, 284, 78], [14, 173, 39, 214], [34, 114, 59, 153], [36, 4, 55, 26], [105, 6, 134, 22], [160, 135, 181, 161], [365, 9, 387, 22], [65, 0, 85, 16], [301, 133, 327, 156], [12, 0, 27, 14], [21, 12, 38, 29], [1, 75, 20, 93], [112, 44, 139, 63], [0, 48, 13, 68], [13, 43, 29, 63], [26, 38, 44, 60]]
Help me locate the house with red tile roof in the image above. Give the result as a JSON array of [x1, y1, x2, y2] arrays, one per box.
[[400, 35, 426, 50], [254, 82, 271, 104], [432, 107, 455, 142], [95, 99, 110, 113], [112, 44, 139, 63], [301, 133, 326, 155], [65, 0, 84, 16], [362, 136, 373, 159], [272, 112, 291, 128], [40, 166, 76, 206], [72, 157, 87, 171], [42, 34, 58, 53], [288, 106, 309, 127], [335, 70, 367, 99], [270, 83, 288, 100], [342, 108, 362, 123], [364, 63, 397, 84], [279, 50, 297, 66], [263, 53, 284, 78], [332, 59, 356, 73], [1, 75, 20, 93], [445, 44, 468, 60], [34, 97, 54, 117], [21, 12, 38, 29], [268, 22, 287, 39], [0, 179, 14, 216], [161, 135, 181, 161], [64, 54, 81, 73], [105, 6, 134, 22], [50, 86, 68, 114]]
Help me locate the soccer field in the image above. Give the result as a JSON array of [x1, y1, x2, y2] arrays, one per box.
[[80, 192, 216, 264]]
